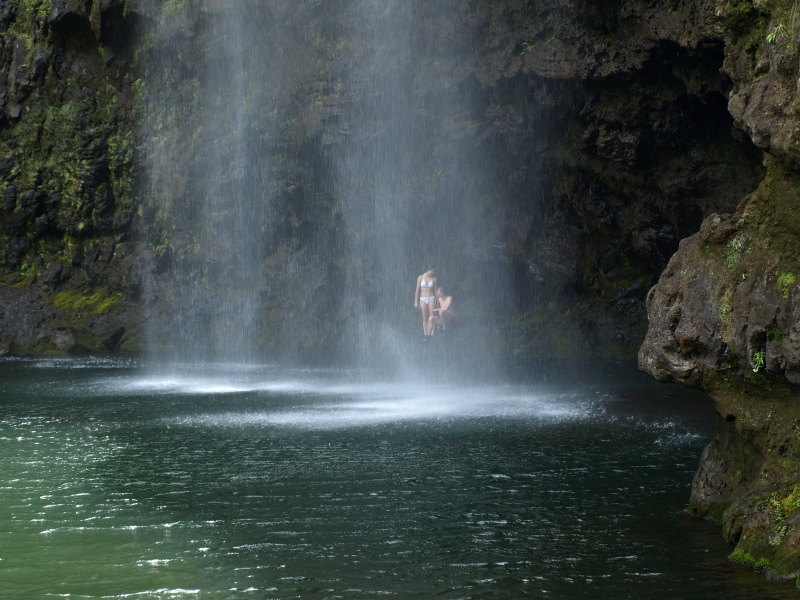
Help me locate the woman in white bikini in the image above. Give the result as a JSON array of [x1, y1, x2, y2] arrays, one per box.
[[414, 265, 437, 339]]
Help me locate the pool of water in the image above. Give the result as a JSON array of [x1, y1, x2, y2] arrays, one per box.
[[0, 358, 796, 599]]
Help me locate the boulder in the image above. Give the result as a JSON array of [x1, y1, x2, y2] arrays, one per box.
[[53, 327, 75, 351]]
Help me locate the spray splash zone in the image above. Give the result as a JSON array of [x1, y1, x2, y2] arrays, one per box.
[[113, 364, 594, 429]]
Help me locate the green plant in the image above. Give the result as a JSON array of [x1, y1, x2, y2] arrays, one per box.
[[725, 235, 747, 268], [19, 261, 36, 276], [769, 524, 792, 546], [752, 349, 765, 372], [767, 23, 788, 43], [778, 273, 796, 299]]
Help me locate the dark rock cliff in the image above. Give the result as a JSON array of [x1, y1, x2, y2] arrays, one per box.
[[0, 0, 797, 580], [641, 157, 800, 578], [0, 0, 141, 355], [636, 0, 800, 582], [0, 0, 764, 359]]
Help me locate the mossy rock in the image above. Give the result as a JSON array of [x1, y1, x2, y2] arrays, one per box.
[[689, 499, 730, 524], [118, 334, 142, 353], [43, 349, 68, 356], [730, 542, 800, 579], [50, 288, 122, 314], [68, 330, 107, 354]]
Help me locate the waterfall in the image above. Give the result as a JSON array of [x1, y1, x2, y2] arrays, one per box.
[[140, 1, 289, 362], [138, 0, 504, 369], [330, 0, 493, 371]]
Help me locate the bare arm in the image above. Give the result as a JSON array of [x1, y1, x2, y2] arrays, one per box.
[[435, 296, 452, 313], [414, 277, 421, 307]]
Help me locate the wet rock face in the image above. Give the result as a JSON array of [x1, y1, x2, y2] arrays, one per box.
[[640, 156, 800, 578], [0, 1, 142, 354], [639, 161, 800, 387], [723, 1, 800, 171]]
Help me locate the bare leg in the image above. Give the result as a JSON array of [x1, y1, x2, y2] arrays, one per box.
[[429, 315, 441, 335], [421, 301, 432, 335]]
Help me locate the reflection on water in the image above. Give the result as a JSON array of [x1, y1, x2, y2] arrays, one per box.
[[0, 358, 796, 599]]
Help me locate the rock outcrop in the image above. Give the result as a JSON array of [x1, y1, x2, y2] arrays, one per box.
[[0, 0, 142, 354], [636, 0, 800, 583], [641, 155, 800, 579]]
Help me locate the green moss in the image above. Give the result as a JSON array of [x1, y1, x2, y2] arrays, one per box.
[[778, 484, 800, 514], [119, 335, 142, 353], [718, 292, 735, 343], [724, 234, 747, 268], [3, 264, 38, 288], [688, 498, 730, 523], [730, 548, 772, 571], [94, 296, 121, 313], [51, 289, 103, 310], [50, 288, 122, 314], [70, 331, 106, 354], [707, 502, 729, 523], [730, 539, 800, 577], [778, 272, 795, 299]]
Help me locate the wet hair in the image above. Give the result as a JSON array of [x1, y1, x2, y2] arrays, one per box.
[[427, 264, 435, 272]]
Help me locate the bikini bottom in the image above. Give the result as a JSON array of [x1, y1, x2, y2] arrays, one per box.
[[420, 296, 435, 304]]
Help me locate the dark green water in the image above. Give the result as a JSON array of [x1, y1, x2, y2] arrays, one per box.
[[0, 358, 796, 599]]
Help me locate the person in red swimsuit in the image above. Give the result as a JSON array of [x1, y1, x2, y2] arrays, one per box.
[[428, 286, 457, 336]]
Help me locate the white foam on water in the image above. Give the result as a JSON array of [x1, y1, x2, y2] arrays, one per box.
[[164, 382, 592, 430], [23, 356, 139, 370], [7, 361, 705, 440], [122, 376, 422, 398], [41, 364, 601, 429], [106, 589, 201, 598]]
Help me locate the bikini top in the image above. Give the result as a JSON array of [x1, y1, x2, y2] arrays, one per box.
[[421, 278, 433, 288]]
